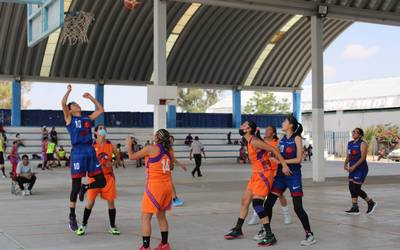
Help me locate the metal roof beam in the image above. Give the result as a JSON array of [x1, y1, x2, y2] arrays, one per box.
[[173, 0, 400, 26]]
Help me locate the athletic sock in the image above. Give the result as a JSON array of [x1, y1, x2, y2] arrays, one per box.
[[281, 206, 289, 214], [70, 207, 76, 217], [352, 203, 359, 208], [235, 218, 245, 229], [82, 208, 92, 226], [143, 236, 151, 248], [263, 223, 273, 237], [161, 231, 168, 244], [109, 208, 116, 228]]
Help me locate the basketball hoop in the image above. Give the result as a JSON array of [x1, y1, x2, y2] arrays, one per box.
[[60, 11, 95, 46], [159, 99, 175, 105], [124, 0, 141, 10]]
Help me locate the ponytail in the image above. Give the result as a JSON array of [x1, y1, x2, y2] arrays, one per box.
[[286, 115, 303, 138], [248, 121, 262, 140], [155, 129, 172, 152]]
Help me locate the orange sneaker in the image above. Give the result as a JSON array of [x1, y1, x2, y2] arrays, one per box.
[[154, 243, 171, 250]]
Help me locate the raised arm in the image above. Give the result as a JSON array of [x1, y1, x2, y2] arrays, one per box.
[[62, 84, 72, 125], [251, 137, 292, 176], [83, 92, 105, 121]]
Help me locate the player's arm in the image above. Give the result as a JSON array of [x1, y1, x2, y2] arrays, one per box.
[[284, 136, 303, 164], [344, 146, 350, 171], [125, 137, 149, 160], [84, 92, 104, 121], [174, 159, 188, 171], [251, 137, 292, 175], [62, 84, 72, 125], [349, 142, 368, 172]]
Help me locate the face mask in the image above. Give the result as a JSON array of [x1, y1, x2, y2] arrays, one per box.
[[98, 129, 107, 137], [239, 129, 245, 136]]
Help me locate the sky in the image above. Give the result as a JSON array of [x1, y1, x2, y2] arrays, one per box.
[[25, 22, 400, 111]]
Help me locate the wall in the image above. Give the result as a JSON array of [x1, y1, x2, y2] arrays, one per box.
[[302, 108, 400, 132]]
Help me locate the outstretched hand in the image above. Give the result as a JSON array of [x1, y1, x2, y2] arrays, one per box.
[[83, 92, 93, 99], [67, 84, 72, 92]]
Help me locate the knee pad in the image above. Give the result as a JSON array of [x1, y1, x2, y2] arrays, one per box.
[[252, 199, 267, 219], [349, 182, 358, 198]]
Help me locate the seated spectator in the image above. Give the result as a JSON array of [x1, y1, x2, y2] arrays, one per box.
[[227, 131, 232, 144], [145, 140, 151, 147], [184, 133, 193, 146], [16, 154, 36, 196], [57, 146, 70, 167], [115, 144, 126, 168], [50, 127, 58, 145], [14, 133, 25, 147]]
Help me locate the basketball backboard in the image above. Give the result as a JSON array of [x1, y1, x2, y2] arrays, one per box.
[[147, 85, 178, 105], [26, 0, 64, 47]]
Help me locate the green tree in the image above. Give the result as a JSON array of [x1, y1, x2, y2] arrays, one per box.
[[244, 91, 290, 114], [177, 88, 221, 113], [0, 80, 32, 109]]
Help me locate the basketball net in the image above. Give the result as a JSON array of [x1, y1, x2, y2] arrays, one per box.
[[60, 11, 95, 46]]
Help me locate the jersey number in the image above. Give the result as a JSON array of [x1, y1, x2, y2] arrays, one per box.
[[75, 120, 82, 128], [73, 163, 80, 170], [161, 159, 170, 173]]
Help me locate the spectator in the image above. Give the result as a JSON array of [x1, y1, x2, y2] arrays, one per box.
[[190, 136, 206, 177], [16, 154, 36, 196], [227, 131, 232, 144], [115, 144, 126, 168], [0, 124, 6, 153], [50, 127, 58, 145], [41, 126, 48, 140], [238, 142, 248, 164], [57, 146, 70, 167], [307, 144, 313, 161], [14, 133, 24, 147], [45, 140, 57, 169], [0, 134, 5, 178], [132, 138, 143, 168], [185, 133, 193, 146], [303, 145, 309, 161], [9, 141, 20, 174], [41, 138, 48, 170], [145, 140, 151, 147]]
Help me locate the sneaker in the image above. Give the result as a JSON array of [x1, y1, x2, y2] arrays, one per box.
[[69, 215, 78, 232], [78, 185, 87, 202], [301, 232, 316, 246], [2, 175, 6, 178], [23, 190, 30, 196], [108, 226, 121, 235], [283, 213, 292, 225], [345, 206, 360, 215], [172, 197, 184, 207], [247, 212, 259, 226], [28, 190, 32, 195], [258, 233, 277, 247], [76, 225, 86, 236], [367, 201, 377, 215], [253, 227, 266, 241], [154, 243, 171, 250], [139, 247, 151, 250], [224, 227, 243, 240]]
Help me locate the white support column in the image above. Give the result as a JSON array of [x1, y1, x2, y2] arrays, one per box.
[[311, 16, 325, 182], [153, 0, 167, 132]]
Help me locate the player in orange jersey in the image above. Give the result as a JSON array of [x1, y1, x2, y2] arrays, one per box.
[[76, 124, 121, 236], [126, 129, 174, 250], [224, 121, 291, 247]]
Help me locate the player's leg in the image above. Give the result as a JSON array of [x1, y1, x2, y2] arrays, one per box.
[[224, 190, 252, 239], [69, 177, 81, 232], [254, 195, 277, 246], [107, 200, 120, 235], [154, 211, 170, 250], [77, 199, 95, 236], [279, 194, 292, 224], [141, 213, 153, 250]]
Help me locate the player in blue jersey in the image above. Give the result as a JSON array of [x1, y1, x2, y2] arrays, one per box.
[[62, 84, 106, 232], [264, 115, 316, 246], [344, 128, 377, 215]]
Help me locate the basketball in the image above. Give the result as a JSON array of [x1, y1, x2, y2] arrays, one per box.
[[124, 0, 141, 10]]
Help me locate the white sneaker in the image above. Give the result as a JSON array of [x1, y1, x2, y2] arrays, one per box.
[[253, 227, 266, 241], [23, 190, 30, 196], [2, 175, 6, 179], [283, 213, 292, 225], [301, 233, 316, 246], [247, 212, 259, 225]]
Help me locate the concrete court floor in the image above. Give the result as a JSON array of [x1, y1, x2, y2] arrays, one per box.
[[0, 160, 399, 250]]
